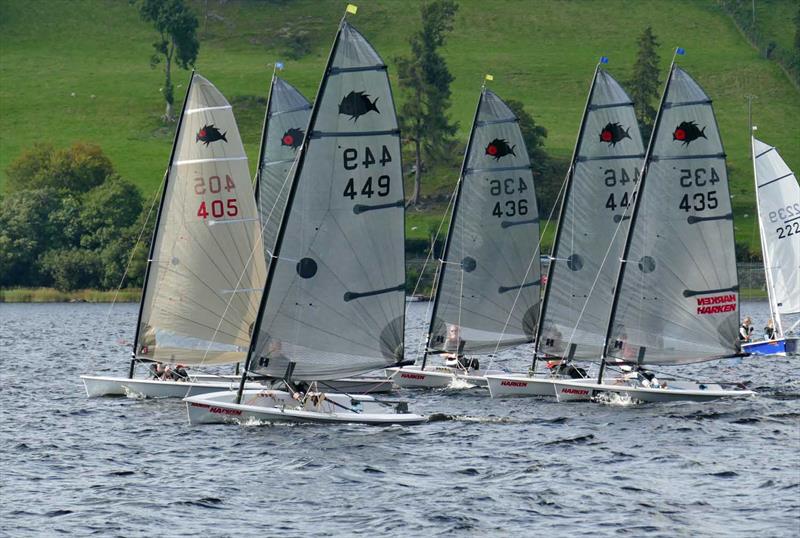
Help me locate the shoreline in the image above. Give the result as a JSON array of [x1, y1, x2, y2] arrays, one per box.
[[0, 287, 769, 303]]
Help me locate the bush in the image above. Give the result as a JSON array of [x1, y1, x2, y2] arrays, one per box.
[[40, 249, 103, 291]]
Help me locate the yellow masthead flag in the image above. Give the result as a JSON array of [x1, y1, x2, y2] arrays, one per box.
[[346, 4, 358, 14], [485, 74, 494, 81]]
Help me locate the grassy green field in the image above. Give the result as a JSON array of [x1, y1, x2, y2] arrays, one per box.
[[0, 287, 141, 303], [1, 0, 798, 254]]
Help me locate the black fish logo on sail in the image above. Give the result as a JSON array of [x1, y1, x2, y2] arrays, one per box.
[[599, 122, 631, 146], [673, 121, 706, 146], [485, 138, 516, 160], [281, 127, 304, 150], [338, 91, 380, 121], [196, 124, 227, 146]]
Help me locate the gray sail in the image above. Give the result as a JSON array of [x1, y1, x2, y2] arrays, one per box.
[[428, 89, 540, 354], [608, 66, 739, 365], [255, 76, 312, 262], [752, 137, 800, 321], [538, 69, 644, 360], [137, 74, 266, 365], [248, 22, 406, 380]]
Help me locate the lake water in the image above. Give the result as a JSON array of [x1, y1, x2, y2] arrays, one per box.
[[1, 301, 798, 536]]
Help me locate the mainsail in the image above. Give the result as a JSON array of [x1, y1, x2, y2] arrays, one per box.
[[536, 67, 644, 361], [136, 73, 266, 365], [246, 22, 406, 380], [254, 76, 312, 262], [607, 65, 739, 365], [426, 88, 540, 356], [752, 137, 800, 331]]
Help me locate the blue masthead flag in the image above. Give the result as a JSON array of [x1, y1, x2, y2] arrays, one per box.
[[600, 56, 609, 64], [275, 61, 285, 70], [676, 47, 686, 56]]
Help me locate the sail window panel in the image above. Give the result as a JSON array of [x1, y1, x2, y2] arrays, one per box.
[[138, 75, 266, 365], [431, 90, 540, 354], [753, 138, 800, 315], [251, 23, 405, 380], [538, 69, 643, 361], [608, 67, 739, 365], [257, 78, 312, 264]]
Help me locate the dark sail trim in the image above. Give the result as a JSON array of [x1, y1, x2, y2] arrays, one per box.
[[466, 164, 532, 173], [131, 71, 196, 377], [254, 74, 279, 207], [475, 117, 518, 127], [758, 172, 793, 188], [353, 200, 404, 214], [651, 152, 725, 162], [755, 147, 776, 159], [587, 101, 633, 111], [687, 212, 733, 224], [421, 88, 485, 371], [269, 104, 313, 118], [501, 218, 539, 229], [682, 285, 739, 298], [310, 128, 399, 139], [344, 283, 405, 302], [329, 64, 386, 75], [612, 214, 631, 223], [576, 153, 645, 162], [498, 281, 541, 294], [663, 98, 712, 109]]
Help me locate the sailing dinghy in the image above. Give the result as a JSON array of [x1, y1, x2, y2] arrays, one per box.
[[185, 16, 424, 425], [82, 73, 269, 399], [388, 85, 541, 389], [552, 59, 755, 403], [485, 64, 643, 399], [252, 73, 394, 393], [740, 135, 799, 356]]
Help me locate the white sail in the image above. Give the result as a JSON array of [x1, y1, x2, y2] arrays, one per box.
[[137, 74, 266, 365], [752, 137, 800, 323], [607, 66, 740, 365], [248, 22, 406, 380]]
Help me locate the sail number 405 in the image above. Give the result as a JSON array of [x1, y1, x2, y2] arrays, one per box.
[[489, 177, 529, 218], [194, 175, 238, 219]]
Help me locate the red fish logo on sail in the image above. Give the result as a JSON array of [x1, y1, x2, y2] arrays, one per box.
[[196, 124, 228, 146], [673, 121, 706, 146], [599, 122, 631, 146], [281, 127, 304, 150], [485, 138, 516, 160]]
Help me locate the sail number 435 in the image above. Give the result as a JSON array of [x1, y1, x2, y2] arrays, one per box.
[[678, 168, 720, 213]]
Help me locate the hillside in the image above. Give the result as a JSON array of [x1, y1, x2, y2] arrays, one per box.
[[1, 0, 798, 254]]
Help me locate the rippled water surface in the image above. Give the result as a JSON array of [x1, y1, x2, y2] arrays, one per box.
[[1, 301, 798, 536]]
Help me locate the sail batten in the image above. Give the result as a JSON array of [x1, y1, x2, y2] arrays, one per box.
[[247, 22, 407, 380], [425, 89, 541, 356], [536, 68, 644, 361], [136, 74, 266, 365]]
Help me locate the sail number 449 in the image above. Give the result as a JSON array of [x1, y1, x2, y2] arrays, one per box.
[[341, 145, 393, 200]]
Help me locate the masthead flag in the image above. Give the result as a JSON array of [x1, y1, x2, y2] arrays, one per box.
[[600, 56, 609, 64], [485, 74, 494, 81], [346, 4, 358, 14], [275, 61, 284, 70], [676, 47, 686, 55]]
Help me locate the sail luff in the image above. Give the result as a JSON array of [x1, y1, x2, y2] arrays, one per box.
[[130, 71, 196, 374], [532, 64, 600, 364], [751, 135, 782, 336], [421, 86, 485, 370], [239, 24, 345, 389], [253, 72, 277, 205]]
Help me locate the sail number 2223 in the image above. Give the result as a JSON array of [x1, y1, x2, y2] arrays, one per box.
[[194, 175, 238, 219]]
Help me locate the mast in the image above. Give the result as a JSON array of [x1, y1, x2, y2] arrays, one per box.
[[420, 82, 485, 371], [253, 67, 278, 204], [129, 71, 195, 379], [751, 133, 784, 337], [236, 17, 346, 403], [530, 62, 601, 375], [597, 55, 677, 383]]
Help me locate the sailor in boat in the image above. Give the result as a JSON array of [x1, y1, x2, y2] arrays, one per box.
[[545, 359, 587, 379], [764, 319, 776, 340], [739, 316, 754, 342], [442, 324, 479, 371]]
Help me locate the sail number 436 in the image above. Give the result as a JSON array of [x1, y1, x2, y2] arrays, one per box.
[[489, 177, 529, 217]]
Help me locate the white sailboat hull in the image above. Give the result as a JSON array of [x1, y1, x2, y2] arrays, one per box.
[[184, 389, 426, 426], [386, 365, 502, 388], [486, 374, 597, 400], [80, 375, 263, 399], [550, 379, 756, 403]]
